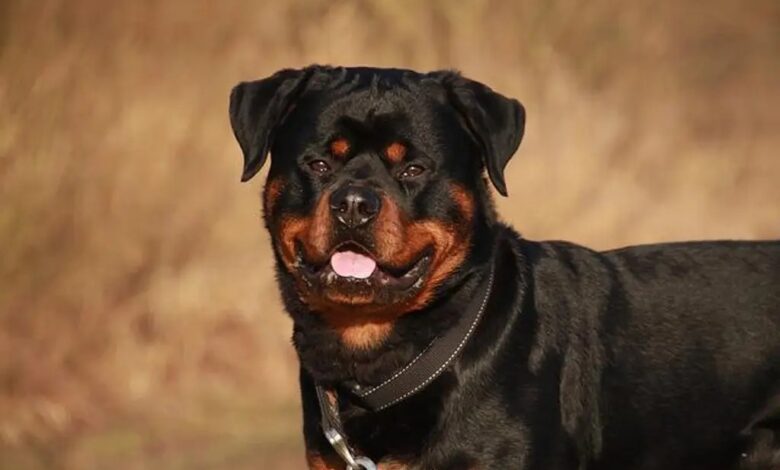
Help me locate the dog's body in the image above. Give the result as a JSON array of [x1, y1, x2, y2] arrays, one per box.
[[229, 66, 780, 469]]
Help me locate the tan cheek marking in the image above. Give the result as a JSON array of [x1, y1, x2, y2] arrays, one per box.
[[279, 216, 308, 268], [278, 191, 334, 269], [263, 178, 285, 215], [385, 142, 406, 163], [371, 194, 471, 312], [403, 220, 469, 309], [308, 189, 334, 256], [373, 195, 406, 261], [449, 183, 475, 223], [330, 138, 350, 158]]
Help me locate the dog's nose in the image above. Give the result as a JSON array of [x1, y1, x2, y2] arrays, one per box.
[[330, 186, 381, 229]]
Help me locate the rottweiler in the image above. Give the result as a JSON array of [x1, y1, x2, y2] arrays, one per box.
[[228, 65, 780, 469]]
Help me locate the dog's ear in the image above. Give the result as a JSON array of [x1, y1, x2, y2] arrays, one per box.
[[437, 73, 525, 196], [229, 68, 312, 182]]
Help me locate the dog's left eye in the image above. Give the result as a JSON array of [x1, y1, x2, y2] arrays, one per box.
[[399, 164, 425, 179], [308, 159, 331, 174]]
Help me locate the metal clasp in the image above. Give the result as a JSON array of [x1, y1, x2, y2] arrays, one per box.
[[323, 428, 377, 470], [352, 456, 378, 470]]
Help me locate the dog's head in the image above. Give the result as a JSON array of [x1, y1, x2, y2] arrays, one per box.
[[229, 66, 524, 346]]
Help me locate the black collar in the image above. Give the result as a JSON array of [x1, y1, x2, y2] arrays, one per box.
[[315, 259, 496, 468], [346, 263, 495, 411]]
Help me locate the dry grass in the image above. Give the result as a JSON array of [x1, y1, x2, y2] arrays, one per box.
[[1, 0, 778, 468]]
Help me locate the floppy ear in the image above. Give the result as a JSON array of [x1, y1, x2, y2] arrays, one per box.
[[439, 73, 525, 196], [229, 68, 312, 182]]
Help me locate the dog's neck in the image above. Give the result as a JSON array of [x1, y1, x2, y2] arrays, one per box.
[[286, 228, 502, 388]]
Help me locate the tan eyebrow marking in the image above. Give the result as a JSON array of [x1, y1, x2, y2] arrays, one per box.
[[385, 142, 407, 163], [329, 138, 350, 158]]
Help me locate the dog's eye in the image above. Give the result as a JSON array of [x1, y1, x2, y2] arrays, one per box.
[[399, 164, 425, 179], [308, 159, 331, 174]]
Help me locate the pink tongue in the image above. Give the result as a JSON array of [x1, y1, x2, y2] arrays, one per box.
[[330, 250, 377, 279]]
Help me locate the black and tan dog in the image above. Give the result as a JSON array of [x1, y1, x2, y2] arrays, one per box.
[[229, 65, 780, 470]]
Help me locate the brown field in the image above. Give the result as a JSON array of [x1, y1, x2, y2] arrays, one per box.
[[1, 1, 779, 468]]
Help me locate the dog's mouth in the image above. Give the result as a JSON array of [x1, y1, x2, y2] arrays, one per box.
[[295, 241, 433, 305]]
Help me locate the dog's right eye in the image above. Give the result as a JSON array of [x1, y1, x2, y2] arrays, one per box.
[[308, 159, 331, 174]]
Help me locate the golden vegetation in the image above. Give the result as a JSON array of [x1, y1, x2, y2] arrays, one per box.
[[1, 0, 778, 467]]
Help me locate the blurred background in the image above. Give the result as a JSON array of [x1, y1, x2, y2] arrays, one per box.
[[1, 0, 779, 468]]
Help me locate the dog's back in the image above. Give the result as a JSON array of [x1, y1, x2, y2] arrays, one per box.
[[507, 238, 780, 468], [550, 240, 780, 467]]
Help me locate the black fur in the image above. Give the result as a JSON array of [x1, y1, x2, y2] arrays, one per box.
[[229, 65, 780, 469]]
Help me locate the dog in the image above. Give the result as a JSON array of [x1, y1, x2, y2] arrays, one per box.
[[228, 65, 780, 469]]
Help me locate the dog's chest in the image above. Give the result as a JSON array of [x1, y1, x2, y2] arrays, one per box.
[[340, 388, 533, 469]]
